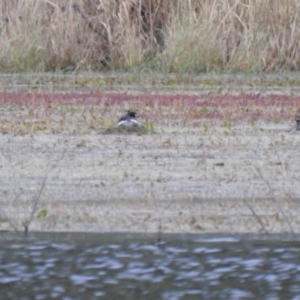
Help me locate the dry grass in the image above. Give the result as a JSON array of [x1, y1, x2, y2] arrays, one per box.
[[1, 0, 300, 72]]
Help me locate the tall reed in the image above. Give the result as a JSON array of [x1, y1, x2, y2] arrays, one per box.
[[0, 0, 299, 72]]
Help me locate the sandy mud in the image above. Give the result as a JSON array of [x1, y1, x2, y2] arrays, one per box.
[[0, 113, 299, 235]]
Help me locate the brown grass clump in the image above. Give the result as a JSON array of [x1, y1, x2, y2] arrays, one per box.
[[1, 0, 300, 72]]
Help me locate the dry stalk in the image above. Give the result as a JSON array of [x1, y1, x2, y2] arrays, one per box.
[[1, 0, 300, 72], [254, 165, 295, 237], [24, 149, 66, 237], [243, 198, 269, 235], [72, 3, 107, 41], [0, 192, 23, 236]]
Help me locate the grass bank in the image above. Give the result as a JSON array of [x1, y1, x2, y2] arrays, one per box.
[[1, 0, 300, 73]]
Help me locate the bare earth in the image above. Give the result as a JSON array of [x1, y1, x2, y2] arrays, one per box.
[[0, 114, 299, 234]]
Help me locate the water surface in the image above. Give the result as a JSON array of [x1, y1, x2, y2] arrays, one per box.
[[1, 232, 300, 299]]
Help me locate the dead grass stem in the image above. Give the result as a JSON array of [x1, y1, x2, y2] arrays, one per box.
[[243, 198, 269, 235], [25, 149, 66, 236], [254, 165, 295, 237], [0, 1, 300, 72]]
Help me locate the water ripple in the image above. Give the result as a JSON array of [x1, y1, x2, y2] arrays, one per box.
[[0, 233, 300, 299]]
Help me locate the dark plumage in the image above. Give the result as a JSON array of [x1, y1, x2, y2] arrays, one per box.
[[117, 111, 139, 127], [296, 110, 300, 131]]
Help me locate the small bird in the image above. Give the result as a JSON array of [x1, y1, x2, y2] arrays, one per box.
[[296, 109, 300, 131], [117, 111, 139, 127]]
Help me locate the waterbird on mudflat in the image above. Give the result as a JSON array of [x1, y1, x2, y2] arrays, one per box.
[[117, 111, 139, 127], [295, 109, 300, 131]]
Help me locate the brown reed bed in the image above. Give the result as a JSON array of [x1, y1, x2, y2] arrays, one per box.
[[1, 0, 300, 73]]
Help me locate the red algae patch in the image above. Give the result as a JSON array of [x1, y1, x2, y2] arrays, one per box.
[[0, 92, 298, 134]]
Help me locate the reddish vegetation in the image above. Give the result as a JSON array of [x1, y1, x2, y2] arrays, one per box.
[[0, 91, 298, 123]]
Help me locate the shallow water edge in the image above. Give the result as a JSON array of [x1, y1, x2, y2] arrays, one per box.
[[2, 231, 300, 299]]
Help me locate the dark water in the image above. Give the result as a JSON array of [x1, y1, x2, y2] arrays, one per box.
[[1, 232, 300, 300]]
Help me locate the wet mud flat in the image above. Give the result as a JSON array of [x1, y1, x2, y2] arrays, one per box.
[[0, 112, 299, 234]]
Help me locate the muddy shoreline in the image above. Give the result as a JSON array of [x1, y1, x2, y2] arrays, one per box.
[[0, 75, 299, 235], [0, 119, 299, 234]]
